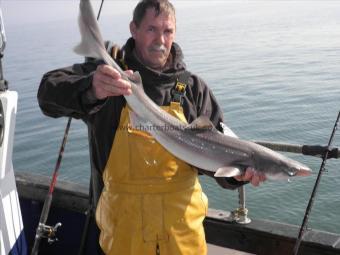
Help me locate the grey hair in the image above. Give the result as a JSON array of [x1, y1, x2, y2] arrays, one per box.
[[132, 0, 176, 27]]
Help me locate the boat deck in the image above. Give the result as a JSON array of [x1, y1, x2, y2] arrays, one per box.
[[208, 244, 254, 255], [16, 172, 340, 255]]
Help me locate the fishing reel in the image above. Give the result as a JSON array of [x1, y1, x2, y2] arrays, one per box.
[[36, 222, 62, 244]]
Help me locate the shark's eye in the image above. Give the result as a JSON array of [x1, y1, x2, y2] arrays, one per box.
[[283, 167, 295, 177], [288, 169, 295, 177]]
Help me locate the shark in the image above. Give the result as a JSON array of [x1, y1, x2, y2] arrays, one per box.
[[73, 0, 311, 180]]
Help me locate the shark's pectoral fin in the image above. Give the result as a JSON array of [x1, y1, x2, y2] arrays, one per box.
[[214, 166, 242, 177], [186, 116, 219, 132]]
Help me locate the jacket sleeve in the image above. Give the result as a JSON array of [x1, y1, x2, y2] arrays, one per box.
[[37, 61, 106, 120], [194, 76, 247, 190]]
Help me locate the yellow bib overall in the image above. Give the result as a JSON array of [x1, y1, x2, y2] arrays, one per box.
[[96, 102, 208, 255]]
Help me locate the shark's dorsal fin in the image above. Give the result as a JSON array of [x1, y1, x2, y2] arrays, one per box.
[[220, 122, 238, 138], [186, 116, 217, 132]]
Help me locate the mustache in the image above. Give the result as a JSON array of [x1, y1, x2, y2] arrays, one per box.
[[148, 44, 167, 53]]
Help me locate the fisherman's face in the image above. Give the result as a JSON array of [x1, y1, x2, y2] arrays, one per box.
[[130, 8, 176, 70]]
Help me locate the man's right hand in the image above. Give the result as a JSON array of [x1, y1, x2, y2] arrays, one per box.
[[92, 64, 133, 99]]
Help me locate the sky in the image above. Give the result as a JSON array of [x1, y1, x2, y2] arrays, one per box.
[[1, 1, 137, 26], [1, 0, 249, 27]]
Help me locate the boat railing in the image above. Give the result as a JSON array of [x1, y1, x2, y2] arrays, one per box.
[[230, 140, 340, 224]]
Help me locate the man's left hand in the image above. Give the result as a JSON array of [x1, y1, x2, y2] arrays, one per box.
[[234, 167, 266, 187]]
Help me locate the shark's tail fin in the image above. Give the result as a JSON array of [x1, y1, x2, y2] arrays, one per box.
[[73, 0, 120, 70]]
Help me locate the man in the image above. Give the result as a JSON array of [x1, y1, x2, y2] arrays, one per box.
[[38, 0, 265, 254]]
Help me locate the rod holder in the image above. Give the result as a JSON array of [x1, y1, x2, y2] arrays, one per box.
[[232, 186, 251, 224]]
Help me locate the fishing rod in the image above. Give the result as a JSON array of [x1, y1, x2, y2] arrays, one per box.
[[30, 118, 71, 255], [293, 111, 340, 255], [31, 1, 105, 254], [253, 141, 339, 159]]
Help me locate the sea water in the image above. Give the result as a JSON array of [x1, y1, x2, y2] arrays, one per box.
[[2, 1, 340, 234]]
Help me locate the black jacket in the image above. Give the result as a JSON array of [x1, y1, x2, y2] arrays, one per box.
[[38, 38, 244, 206]]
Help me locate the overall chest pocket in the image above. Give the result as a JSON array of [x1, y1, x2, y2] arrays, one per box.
[[127, 126, 181, 181]]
